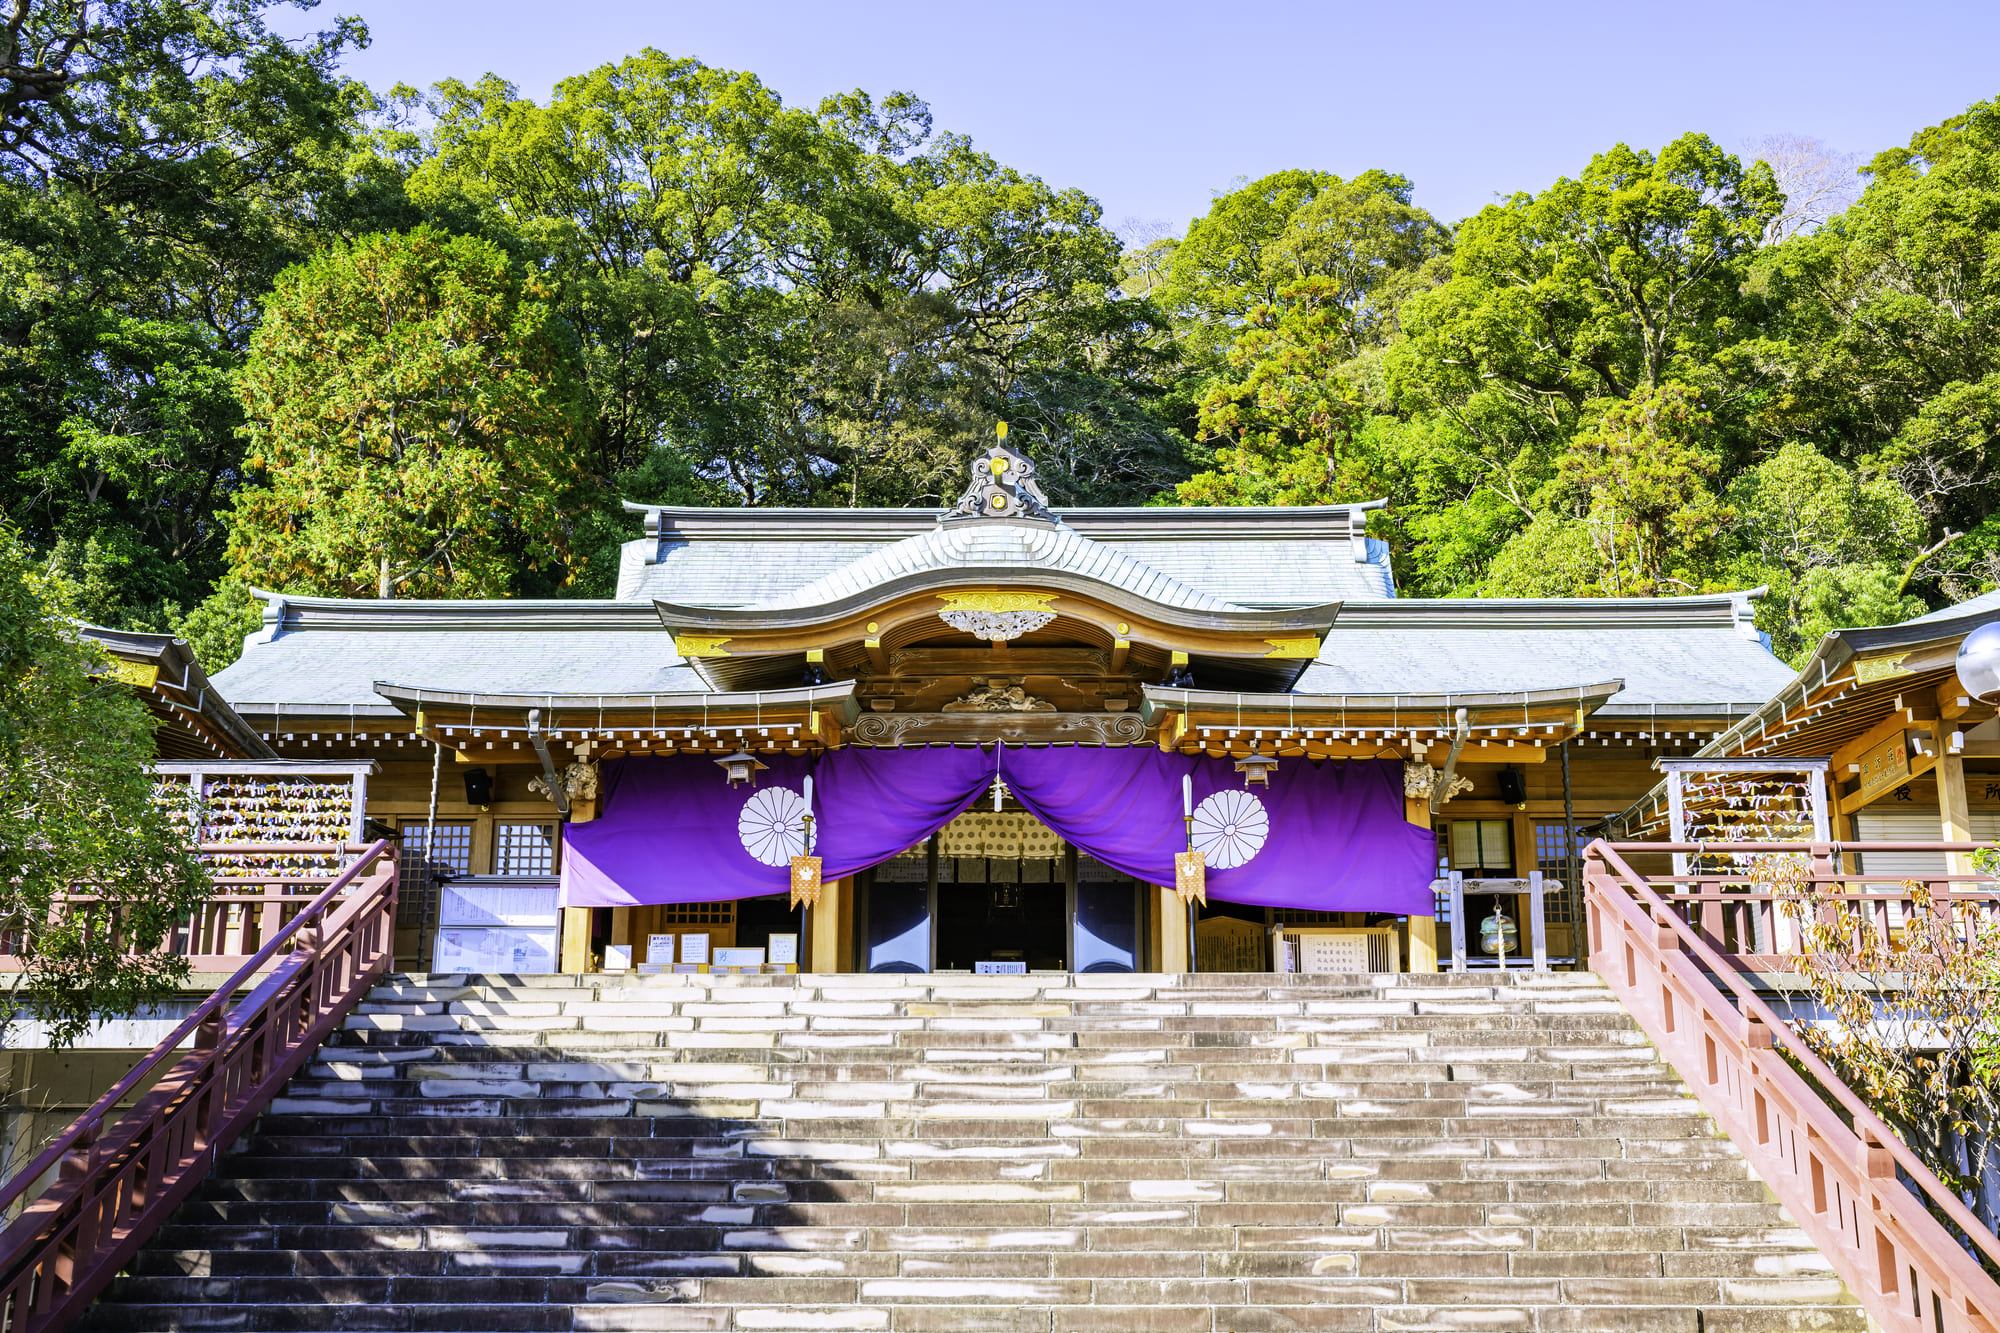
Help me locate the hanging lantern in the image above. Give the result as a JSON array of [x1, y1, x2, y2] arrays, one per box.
[[715, 750, 768, 787], [1234, 743, 1279, 788], [1174, 848, 1206, 906], [1958, 622, 2000, 703]]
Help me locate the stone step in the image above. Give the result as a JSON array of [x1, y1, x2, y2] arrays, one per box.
[[82, 973, 1853, 1333]]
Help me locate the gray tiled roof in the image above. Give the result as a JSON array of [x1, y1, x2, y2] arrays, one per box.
[[212, 597, 700, 716], [754, 523, 1234, 612], [615, 503, 1395, 607], [619, 538, 894, 608], [1907, 588, 2000, 624], [1296, 596, 1794, 713], [1101, 537, 1392, 607]]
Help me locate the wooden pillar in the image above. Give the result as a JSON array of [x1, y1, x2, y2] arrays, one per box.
[[1939, 749, 1973, 877], [1405, 794, 1439, 973], [1155, 885, 1190, 973], [560, 797, 600, 973], [559, 908, 592, 973], [810, 876, 852, 973]]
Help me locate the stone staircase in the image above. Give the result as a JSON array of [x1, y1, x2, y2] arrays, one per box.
[[83, 971, 1857, 1333]]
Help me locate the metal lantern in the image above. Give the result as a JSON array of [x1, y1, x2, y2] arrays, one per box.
[[1234, 744, 1279, 788], [1958, 622, 2000, 703], [715, 750, 768, 787], [1174, 848, 1207, 906]]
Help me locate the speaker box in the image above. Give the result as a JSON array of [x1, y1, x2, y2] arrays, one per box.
[[463, 767, 494, 808], [1497, 767, 1527, 806]]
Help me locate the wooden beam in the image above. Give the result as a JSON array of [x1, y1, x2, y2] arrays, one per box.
[[1937, 680, 1982, 721], [1109, 638, 1130, 675], [1829, 709, 1923, 775], [863, 638, 889, 673]]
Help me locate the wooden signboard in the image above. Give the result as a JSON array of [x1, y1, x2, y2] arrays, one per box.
[[1195, 916, 1265, 973], [1856, 730, 1911, 807]]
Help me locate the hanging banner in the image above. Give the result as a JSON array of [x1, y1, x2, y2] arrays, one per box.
[[561, 747, 1436, 915]]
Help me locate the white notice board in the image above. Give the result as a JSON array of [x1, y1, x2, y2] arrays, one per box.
[[433, 927, 558, 975], [1293, 932, 1373, 974]]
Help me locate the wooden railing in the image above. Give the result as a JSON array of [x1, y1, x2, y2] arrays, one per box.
[[0, 841, 398, 1333], [1586, 840, 2000, 1333], [1621, 840, 2000, 971], [0, 843, 384, 974]]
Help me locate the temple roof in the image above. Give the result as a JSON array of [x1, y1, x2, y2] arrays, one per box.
[[77, 623, 275, 759], [1299, 593, 1793, 718], [617, 502, 1396, 609], [212, 597, 704, 718], [754, 521, 1230, 612]]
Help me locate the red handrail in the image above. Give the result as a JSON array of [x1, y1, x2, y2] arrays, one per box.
[[1585, 838, 2000, 1333], [0, 840, 398, 1333]]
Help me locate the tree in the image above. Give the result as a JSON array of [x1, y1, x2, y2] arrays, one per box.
[[1746, 134, 1864, 243], [410, 51, 1154, 513], [0, 0, 371, 627], [1719, 443, 1929, 660], [1553, 383, 1729, 597], [1162, 173, 1447, 515], [228, 227, 591, 598], [1758, 97, 2000, 602], [0, 522, 211, 1048]]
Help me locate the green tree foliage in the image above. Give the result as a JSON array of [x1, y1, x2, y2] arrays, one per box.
[[11, 19, 2000, 648], [405, 53, 1169, 517], [0, 523, 211, 1047], [1757, 97, 2000, 597], [1164, 173, 1448, 508], [0, 0, 372, 627], [229, 227, 591, 598]]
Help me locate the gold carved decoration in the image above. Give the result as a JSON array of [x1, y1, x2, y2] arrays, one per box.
[[675, 636, 732, 658], [936, 591, 1058, 615], [102, 658, 160, 688], [1263, 637, 1320, 658], [1853, 655, 1909, 685]]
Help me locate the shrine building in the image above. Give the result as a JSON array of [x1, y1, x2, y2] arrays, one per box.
[[206, 435, 1798, 976]]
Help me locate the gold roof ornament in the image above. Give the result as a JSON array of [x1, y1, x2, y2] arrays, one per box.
[[937, 591, 1058, 642]]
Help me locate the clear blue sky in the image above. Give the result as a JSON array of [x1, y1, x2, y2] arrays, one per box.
[[315, 0, 2000, 234]]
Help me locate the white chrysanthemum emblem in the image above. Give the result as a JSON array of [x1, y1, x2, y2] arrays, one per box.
[[739, 786, 815, 866], [1190, 788, 1268, 870]]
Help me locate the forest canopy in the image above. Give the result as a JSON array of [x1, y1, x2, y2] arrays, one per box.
[[5, 0, 1999, 668]]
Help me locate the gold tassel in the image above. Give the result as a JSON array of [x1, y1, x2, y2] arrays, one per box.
[[790, 856, 823, 911], [1174, 849, 1206, 906]]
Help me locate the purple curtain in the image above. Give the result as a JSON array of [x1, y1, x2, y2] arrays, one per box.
[[561, 747, 1436, 916], [562, 749, 991, 908]]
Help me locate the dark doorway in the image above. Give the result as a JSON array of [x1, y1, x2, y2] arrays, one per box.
[[936, 867, 1067, 971]]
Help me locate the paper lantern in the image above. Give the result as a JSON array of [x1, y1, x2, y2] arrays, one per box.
[[1174, 849, 1206, 906]]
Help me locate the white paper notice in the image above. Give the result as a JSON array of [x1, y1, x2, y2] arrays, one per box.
[[604, 943, 632, 971], [713, 947, 765, 967], [645, 934, 676, 966], [767, 934, 798, 966], [432, 927, 557, 975], [679, 932, 710, 965], [1296, 932, 1372, 974], [975, 960, 1028, 975]]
